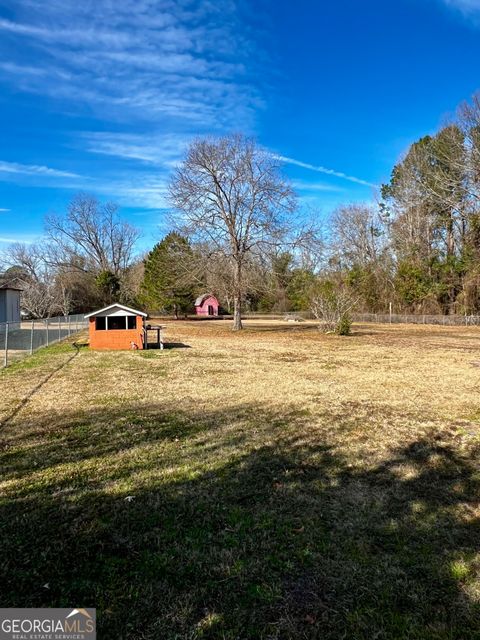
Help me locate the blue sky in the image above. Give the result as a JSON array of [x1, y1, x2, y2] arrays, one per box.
[[1, 0, 480, 251]]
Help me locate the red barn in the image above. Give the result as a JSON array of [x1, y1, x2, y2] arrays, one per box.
[[194, 294, 219, 317]]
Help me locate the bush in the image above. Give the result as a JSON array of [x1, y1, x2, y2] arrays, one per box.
[[309, 279, 356, 335], [335, 313, 351, 336]]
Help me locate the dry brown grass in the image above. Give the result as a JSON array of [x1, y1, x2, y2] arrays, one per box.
[[1, 320, 480, 639]]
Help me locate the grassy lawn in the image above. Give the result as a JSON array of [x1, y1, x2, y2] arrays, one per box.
[[1, 319, 480, 639]]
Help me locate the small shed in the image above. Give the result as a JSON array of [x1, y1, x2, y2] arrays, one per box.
[[0, 285, 21, 325], [194, 294, 219, 317], [85, 303, 147, 350]]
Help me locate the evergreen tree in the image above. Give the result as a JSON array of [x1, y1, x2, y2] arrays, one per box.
[[95, 270, 121, 305], [141, 233, 195, 318], [381, 125, 468, 312]]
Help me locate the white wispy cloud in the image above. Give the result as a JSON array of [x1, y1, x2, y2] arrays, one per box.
[[0, 234, 38, 245], [0, 208, 10, 212], [0, 0, 267, 208], [276, 155, 376, 188], [81, 132, 189, 167], [97, 174, 170, 210], [0, 161, 80, 179], [442, 0, 480, 14], [0, 2, 365, 215], [291, 179, 343, 193], [0, 1, 262, 130], [76, 131, 190, 208]]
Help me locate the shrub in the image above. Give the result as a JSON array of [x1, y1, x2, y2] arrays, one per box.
[[335, 313, 351, 336], [309, 279, 356, 335]]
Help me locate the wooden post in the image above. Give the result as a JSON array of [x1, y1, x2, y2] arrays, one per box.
[[46, 319, 49, 346], [30, 320, 35, 355]]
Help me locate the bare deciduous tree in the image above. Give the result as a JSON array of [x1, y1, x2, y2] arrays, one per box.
[[20, 280, 59, 319], [46, 194, 140, 277], [3, 243, 59, 318], [331, 204, 385, 268], [169, 135, 296, 330], [121, 259, 145, 305]]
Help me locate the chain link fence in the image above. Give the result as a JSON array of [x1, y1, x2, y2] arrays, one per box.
[[0, 314, 88, 367], [242, 311, 480, 327], [243, 311, 480, 326], [353, 313, 480, 326]]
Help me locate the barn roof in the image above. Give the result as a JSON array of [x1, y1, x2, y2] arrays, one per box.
[[0, 283, 22, 291], [85, 303, 148, 319], [194, 293, 217, 307]]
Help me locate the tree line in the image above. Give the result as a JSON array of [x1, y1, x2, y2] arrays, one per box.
[[3, 93, 480, 331]]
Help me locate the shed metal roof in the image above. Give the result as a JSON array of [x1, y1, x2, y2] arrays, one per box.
[[84, 303, 148, 319], [0, 284, 22, 291], [194, 293, 217, 307]]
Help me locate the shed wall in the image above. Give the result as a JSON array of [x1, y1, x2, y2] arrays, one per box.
[[89, 315, 144, 350], [195, 296, 219, 316], [0, 290, 21, 323]]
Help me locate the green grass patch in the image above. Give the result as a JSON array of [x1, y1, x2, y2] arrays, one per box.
[[0, 341, 78, 375]]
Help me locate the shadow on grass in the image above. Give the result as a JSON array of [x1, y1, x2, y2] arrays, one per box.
[[242, 323, 380, 338], [0, 343, 83, 429], [144, 342, 191, 350], [0, 402, 479, 639], [243, 323, 319, 334]]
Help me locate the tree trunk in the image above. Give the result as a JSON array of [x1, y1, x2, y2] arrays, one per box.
[[233, 294, 243, 330], [446, 211, 455, 257], [232, 258, 243, 331]]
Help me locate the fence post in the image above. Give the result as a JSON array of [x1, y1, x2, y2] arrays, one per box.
[[58, 317, 61, 342], [4, 322, 8, 368], [68, 316, 71, 336], [30, 320, 35, 355], [46, 319, 49, 346]]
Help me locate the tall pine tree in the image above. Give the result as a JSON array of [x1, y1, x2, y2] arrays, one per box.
[[141, 232, 195, 318]]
